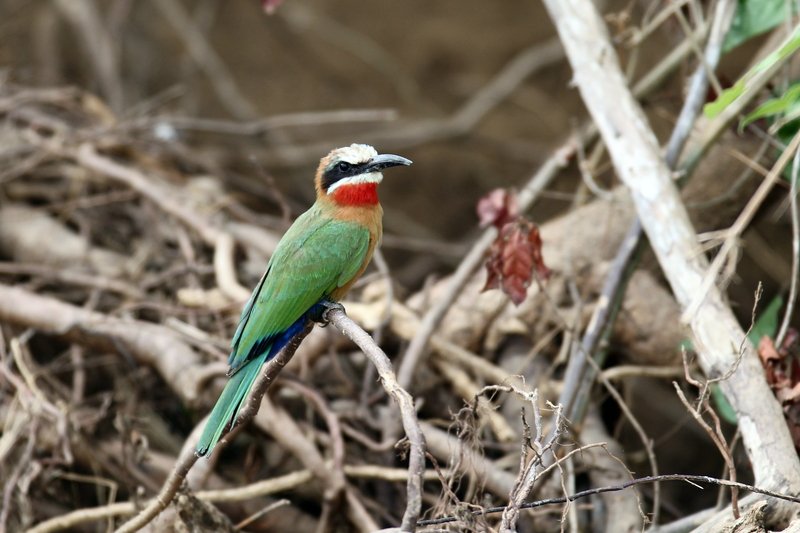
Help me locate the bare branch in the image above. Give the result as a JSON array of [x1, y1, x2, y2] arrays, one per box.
[[323, 305, 426, 532]]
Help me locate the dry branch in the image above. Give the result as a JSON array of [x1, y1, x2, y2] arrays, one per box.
[[0, 204, 129, 278], [0, 283, 206, 403], [323, 306, 426, 532], [500, 388, 563, 532]]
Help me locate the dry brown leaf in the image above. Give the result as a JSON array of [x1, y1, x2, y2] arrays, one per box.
[[479, 188, 549, 306]]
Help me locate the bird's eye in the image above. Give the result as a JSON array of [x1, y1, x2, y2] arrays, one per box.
[[336, 161, 352, 173]]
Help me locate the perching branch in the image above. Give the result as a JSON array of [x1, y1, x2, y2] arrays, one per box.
[[323, 305, 426, 533]]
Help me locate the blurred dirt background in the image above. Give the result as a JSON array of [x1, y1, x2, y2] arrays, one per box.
[[0, 1, 797, 532]]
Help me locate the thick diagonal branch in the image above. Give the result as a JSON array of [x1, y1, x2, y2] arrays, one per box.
[[540, 0, 800, 492]]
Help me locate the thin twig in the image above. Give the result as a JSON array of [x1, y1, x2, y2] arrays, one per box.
[[53, 0, 123, 111], [676, 384, 740, 517], [124, 108, 397, 136], [600, 365, 685, 381], [279, 379, 349, 532], [29, 464, 444, 533], [500, 387, 564, 532], [777, 145, 800, 346], [683, 129, 800, 323], [234, 499, 290, 531], [557, 219, 641, 426], [0, 283, 209, 404], [681, 25, 800, 173], [418, 474, 800, 526], [71, 143, 251, 301], [589, 356, 660, 525], [555, 0, 735, 440], [667, 0, 735, 165], [580, 410, 645, 531]]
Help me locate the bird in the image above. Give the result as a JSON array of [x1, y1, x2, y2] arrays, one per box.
[[196, 143, 412, 456]]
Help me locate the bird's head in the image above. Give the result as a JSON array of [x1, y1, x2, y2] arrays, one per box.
[[315, 144, 412, 206]]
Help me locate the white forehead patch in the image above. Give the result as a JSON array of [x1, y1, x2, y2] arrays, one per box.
[[331, 143, 378, 165]]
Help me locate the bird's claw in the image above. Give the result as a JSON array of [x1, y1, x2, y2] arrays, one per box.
[[311, 299, 344, 326]]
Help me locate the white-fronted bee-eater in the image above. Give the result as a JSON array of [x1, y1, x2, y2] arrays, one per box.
[[196, 144, 412, 456]]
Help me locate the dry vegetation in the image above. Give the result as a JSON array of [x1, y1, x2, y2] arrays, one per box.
[[2, 1, 800, 532]]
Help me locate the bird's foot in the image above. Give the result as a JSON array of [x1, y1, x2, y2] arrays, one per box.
[[310, 299, 344, 326]]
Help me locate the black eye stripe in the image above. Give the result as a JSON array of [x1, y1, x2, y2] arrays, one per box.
[[322, 161, 367, 191]]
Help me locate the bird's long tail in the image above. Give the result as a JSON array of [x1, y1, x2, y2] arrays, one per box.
[[195, 351, 267, 456], [195, 313, 315, 456]]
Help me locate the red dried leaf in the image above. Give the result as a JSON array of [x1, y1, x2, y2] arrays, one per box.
[[759, 334, 800, 394], [482, 219, 549, 306], [500, 224, 533, 305], [758, 331, 800, 449], [477, 188, 518, 229], [262, 0, 285, 14]]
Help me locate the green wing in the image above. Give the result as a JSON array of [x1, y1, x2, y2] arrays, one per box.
[[228, 207, 371, 373]]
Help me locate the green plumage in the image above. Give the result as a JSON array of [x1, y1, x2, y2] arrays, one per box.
[[196, 205, 371, 455]]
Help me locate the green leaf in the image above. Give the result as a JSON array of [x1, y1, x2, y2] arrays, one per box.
[[705, 28, 800, 118], [723, 0, 791, 53], [711, 384, 739, 424], [748, 293, 784, 344], [704, 80, 745, 118], [740, 82, 800, 130]]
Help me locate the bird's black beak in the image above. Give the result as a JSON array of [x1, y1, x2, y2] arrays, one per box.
[[365, 153, 412, 172]]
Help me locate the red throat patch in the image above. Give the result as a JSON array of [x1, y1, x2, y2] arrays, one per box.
[[331, 183, 379, 206]]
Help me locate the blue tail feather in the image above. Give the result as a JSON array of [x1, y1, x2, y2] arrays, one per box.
[[196, 313, 312, 456]]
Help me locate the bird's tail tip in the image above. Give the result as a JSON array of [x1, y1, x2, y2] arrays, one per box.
[[195, 410, 234, 458], [194, 354, 267, 458]]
